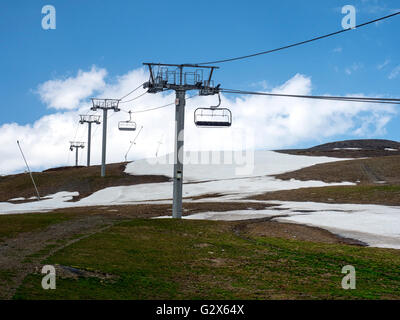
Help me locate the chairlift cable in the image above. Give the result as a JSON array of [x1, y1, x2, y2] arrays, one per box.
[[119, 94, 199, 114], [120, 90, 149, 104], [220, 88, 400, 104], [119, 82, 146, 101], [193, 12, 400, 65]]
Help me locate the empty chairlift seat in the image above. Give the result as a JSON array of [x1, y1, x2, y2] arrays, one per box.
[[118, 111, 137, 131], [194, 107, 232, 127], [118, 121, 137, 131]]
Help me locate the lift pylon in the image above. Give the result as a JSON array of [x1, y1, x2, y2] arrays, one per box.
[[91, 99, 120, 177], [79, 114, 101, 166], [69, 141, 85, 167], [143, 63, 221, 219]]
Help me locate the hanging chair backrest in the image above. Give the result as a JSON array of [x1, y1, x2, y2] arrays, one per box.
[[194, 107, 232, 127], [119, 121, 137, 131]]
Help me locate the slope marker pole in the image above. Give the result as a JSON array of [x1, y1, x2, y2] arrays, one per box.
[[16, 140, 41, 201]]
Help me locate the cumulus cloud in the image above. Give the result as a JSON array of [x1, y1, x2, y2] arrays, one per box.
[[0, 67, 397, 175], [37, 66, 107, 110]]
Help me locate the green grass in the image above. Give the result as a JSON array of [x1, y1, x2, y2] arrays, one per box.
[[251, 185, 400, 205], [0, 270, 17, 285], [14, 219, 400, 300], [0, 212, 72, 242]]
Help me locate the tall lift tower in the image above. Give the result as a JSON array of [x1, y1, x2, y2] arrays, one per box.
[[79, 115, 101, 167], [69, 141, 85, 167], [143, 63, 220, 219], [90, 99, 120, 177]]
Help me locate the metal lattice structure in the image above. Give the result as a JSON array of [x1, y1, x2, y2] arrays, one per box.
[[79, 114, 101, 125], [143, 63, 220, 95], [90, 99, 120, 112]]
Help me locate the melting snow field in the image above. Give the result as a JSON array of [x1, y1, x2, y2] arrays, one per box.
[[124, 150, 346, 181], [0, 151, 350, 213], [166, 201, 400, 249], [0, 191, 79, 215], [0, 150, 399, 249]]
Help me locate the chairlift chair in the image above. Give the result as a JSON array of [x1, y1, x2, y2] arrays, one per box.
[[194, 93, 232, 128], [118, 111, 137, 131]]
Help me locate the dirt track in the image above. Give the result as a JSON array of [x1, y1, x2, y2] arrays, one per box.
[[0, 214, 119, 299]]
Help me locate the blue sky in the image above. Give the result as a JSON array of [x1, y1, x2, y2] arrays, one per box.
[[0, 0, 399, 173]]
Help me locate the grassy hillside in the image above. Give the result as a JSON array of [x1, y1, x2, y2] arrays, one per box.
[[13, 218, 400, 300], [0, 150, 399, 300], [251, 156, 400, 205], [0, 162, 169, 202], [274, 155, 400, 185]]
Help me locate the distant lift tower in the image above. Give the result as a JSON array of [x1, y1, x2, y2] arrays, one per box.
[[79, 115, 101, 166], [143, 63, 220, 219], [69, 142, 85, 167], [91, 99, 120, 177]]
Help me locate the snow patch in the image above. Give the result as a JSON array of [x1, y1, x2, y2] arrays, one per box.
[[125, 150, 346, 182], [8, 197, 26, 201], [164, 201, 400, 249]]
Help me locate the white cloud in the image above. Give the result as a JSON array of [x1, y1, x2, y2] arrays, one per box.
[[0, 68, 397, 175], [345, 62, 363, 75], [37, 66, 107, 110], [389, 65, 400, 79], [377, 59, 390, 70], [333, 47, 343, 53]]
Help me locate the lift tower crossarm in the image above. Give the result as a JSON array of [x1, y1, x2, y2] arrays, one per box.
[[90, 98, 120, 177], [69, 141, 85, 167], [142, 62, 221, 219], [79, 115, 101, 167]]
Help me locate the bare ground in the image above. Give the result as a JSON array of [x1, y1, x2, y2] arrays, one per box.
[[248, 185, 400, 205], [273, 155, 400, 184], [0, 162, 169, 203], [234, 218, 367, 246]]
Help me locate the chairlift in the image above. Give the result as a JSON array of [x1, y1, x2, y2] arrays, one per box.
[[194, 93, 232, 128], [118, 111, 136, 131]]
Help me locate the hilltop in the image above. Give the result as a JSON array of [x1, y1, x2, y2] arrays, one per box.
[[277, 139, 400, 158]]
